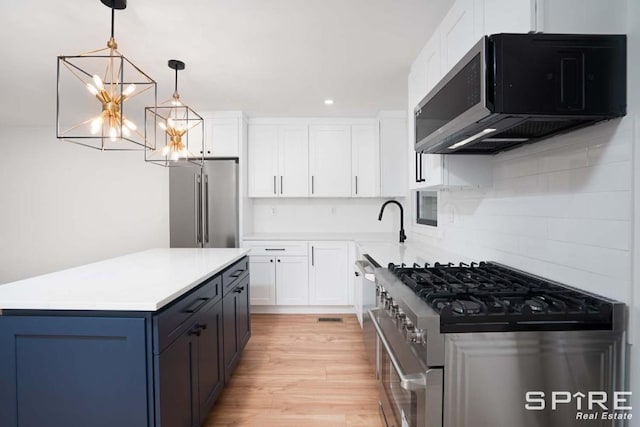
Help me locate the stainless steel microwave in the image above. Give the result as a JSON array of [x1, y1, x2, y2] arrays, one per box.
[[415, 33, 626, 155]]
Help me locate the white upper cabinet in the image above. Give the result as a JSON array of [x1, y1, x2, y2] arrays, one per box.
[[248, 125, 308, 198], [201, 114, 241, 157], [439, 0, 483, 74], [248, 125, 279, 197], [351, 124, 379, 197], [278, 126, 309, 197], [481, 0, 533, 35], [309, 125, 352, 197], [379, 114, 407, 197]]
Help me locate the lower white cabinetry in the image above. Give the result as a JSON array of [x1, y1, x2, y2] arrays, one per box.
[[275, 256, 309, 305], [309, 241, 350, 305], [249, 256, 276, 305]]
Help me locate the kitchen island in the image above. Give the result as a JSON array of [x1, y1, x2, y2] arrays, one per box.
[[0, 248, 251, 427]]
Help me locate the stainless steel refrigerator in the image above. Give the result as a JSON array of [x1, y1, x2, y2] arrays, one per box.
[[169, 159, 239, 248]]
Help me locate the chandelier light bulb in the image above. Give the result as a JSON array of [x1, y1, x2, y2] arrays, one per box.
[[86, 83, 99, 96], [92, 75, 105, 91], [122, 83, 136, 97], [109, 126, 118, 141]]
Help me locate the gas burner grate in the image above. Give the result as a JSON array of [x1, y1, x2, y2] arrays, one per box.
[[388, 261, 615, 332]]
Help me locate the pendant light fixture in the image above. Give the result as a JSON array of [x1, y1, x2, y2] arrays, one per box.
[[144, 60, 204, 167], [56, 0, 157, 150]]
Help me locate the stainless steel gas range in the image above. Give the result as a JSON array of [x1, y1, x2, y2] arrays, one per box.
[[369, 261, 628, 427]]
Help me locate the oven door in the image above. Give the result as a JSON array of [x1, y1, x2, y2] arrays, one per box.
[[369, 309, 443, 427]]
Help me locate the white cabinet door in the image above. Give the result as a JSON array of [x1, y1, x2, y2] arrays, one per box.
[[309, 125, 352, 197], [309, 242, 349, 305], [439, 0, 481, 74], [482, 0, 532, 35], [351, 124, 379, 197], [424, 33, 442, 94], [278, 126, 309, 197], [276, 256, 309, 305], [379, 115, 407, 198], [248, 125, 279, 197], [204, 117, 239, 157], [249, 256, 276, 305]]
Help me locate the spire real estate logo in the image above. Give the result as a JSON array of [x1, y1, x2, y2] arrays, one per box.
[[525, 391, 633, 421]]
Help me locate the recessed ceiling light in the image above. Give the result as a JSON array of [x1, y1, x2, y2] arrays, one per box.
[[324, 99, 334, 105]]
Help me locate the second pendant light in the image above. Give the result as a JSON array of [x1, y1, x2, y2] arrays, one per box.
[[145, 60, 204, 167]]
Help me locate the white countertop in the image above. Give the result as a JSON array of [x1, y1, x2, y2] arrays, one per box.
[[356, 240, 471, 267], [0, 248, 250, 312], [242, 232, 397, 242]]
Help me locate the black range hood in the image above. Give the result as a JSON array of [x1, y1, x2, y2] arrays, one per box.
[[415, 33, 627, 155]]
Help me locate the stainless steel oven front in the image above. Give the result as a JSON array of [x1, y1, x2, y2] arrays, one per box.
[[369, 308, 443, 427]]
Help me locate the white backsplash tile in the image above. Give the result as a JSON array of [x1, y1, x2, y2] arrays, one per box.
[[414, 118, 633, 303]]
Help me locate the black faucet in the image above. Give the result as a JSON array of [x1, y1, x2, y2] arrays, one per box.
[[378, 200, 406, 243]]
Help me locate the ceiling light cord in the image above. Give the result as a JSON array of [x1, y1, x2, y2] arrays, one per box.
[[174, 68, 179, 98], [110, 2, 115, 39]]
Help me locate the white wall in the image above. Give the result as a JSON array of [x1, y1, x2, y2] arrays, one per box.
[[0, 127, 169, 284], [251, 197, 405, 234]]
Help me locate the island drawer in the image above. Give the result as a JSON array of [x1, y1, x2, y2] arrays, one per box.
[[153, 274, 221, 353], [222, 257, 249, 295]]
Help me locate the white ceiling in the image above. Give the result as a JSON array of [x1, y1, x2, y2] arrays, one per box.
[[0, 0, 452, 126]]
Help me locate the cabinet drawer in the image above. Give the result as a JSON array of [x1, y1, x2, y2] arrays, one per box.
[[154, 275, 221, 354], [242, 241, 308, 256], [222, 257, 249, 295]]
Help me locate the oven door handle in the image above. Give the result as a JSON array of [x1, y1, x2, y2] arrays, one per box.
[[368, 309, 427, 392], [355, 260, 376, 282]]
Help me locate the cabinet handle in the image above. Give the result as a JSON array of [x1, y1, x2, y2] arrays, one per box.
[[182, 297, 210, 314], [270, 259, 274, 263], [419, 153, 425, 182], [234, 286, 245, 293], [204, 174, 209, 244], [311, 176, 315, 195], [311, 246, 315, 266], [355, 271, 360, 277], [195, 323, 208, 330], [280, 176, 283, 195], [415, 152, 420, 183], [273, 176, 277, 194], [265, 248, 285, 251], [189, 329, 202, 337], [277, 259, 281, 263], [355, 176, 358, 195], [229, 268, 245, 278]]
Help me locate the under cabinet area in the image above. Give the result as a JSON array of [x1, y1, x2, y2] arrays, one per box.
[[0, 253, 251, 427]]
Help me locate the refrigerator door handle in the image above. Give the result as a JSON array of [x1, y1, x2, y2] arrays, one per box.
[[196, 174, 203, 245], [204, 174, 209, 244]]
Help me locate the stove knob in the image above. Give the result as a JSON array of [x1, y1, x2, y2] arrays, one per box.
[[384, 297, 393, 310], [395, 312, 406, 322], [403, 321, 414, 332], [409, 329, 427, 345], [390, 304, 400, 315]]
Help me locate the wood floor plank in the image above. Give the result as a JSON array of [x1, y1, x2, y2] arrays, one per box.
[[204, 314, 383, 427]]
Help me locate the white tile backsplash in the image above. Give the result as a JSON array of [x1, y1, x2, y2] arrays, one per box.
[[412, 116, 634, 304]]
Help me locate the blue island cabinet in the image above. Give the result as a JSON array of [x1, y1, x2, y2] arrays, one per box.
[[0, 256, 250, 427]]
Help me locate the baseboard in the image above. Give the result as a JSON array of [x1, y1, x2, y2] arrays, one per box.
[[251, 305, 356, 314]]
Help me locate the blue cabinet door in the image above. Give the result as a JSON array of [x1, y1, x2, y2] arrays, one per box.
[[0, 316, 149, 427], [155, 324, 197, 427], [196, 299, 224, 421]]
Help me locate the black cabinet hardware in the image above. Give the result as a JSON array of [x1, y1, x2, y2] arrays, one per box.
[[183, 297, 210, 314]]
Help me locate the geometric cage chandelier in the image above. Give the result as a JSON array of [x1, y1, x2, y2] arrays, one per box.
[[144, 59, 204, 167], [56, 0, 157, 151]]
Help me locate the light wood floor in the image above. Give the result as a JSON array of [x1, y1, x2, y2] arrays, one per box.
[[204, 314, 382, 427]]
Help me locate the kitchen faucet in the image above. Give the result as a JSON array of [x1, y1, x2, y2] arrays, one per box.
[[378, 200, 406, 243]]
